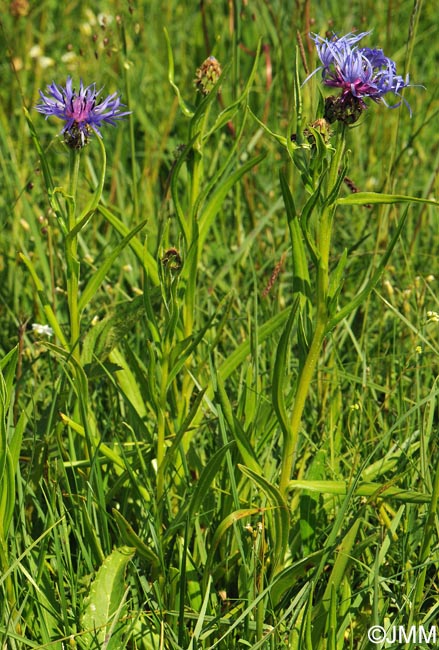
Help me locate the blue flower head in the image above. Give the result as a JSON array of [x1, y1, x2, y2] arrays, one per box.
[[36, 76, 130, 148], [305, 31, 417, 124]]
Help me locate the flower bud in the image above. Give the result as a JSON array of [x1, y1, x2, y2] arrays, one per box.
[[194, 56, 222, 96]]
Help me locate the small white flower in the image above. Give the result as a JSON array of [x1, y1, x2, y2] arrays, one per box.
[[98, 12, 113, 27], [29, 45, 43, 58], [38, 56, 55, 69], [32, 323, 54, 337], [61, 51, 78, 64]]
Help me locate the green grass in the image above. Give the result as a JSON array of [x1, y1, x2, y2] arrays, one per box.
[[1, 1, 439, 648]]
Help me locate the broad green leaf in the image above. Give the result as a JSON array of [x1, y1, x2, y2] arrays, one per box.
[[0, 350, 23, 538], [0, 346, 18, 404], [280, 173, 314, 361], [82, 546, 135, 649], [107, 348, 147, 419], [0, 451, 15, 539]]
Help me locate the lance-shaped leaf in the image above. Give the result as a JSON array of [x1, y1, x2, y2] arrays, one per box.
[[82, 546, 135, 650], [337, 191, 439, 207]]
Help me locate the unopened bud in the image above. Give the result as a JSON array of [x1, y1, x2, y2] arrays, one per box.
[[194, 56, 222, 96]]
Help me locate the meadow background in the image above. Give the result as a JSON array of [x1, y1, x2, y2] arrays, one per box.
[[1, 0, 439, 648]]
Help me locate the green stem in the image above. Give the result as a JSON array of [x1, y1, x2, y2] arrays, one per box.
[[156, 343, 170, 504], [411, 453, 439, 619], [279, 130, 346, 497], [279, 315, 326, 496], [125, 69, 139, 222], [66, 150, 81, 362], [179, 114, 208, 420], [184, 109, 206, 339]]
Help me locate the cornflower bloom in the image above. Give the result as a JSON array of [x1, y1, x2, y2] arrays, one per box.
[[36, 76, 130, 148], [305, 31, 415, 124]]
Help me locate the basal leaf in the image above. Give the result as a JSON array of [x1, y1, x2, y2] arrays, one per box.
[[82, 546, 135, 649]]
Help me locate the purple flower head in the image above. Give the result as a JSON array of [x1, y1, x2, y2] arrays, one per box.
[[305, 31, 417, 123], [36, 76, 130, 148]]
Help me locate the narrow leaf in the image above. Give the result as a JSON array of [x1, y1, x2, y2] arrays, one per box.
[[238, 464, 290, 572], [216, 373, 262, 474], [337, 191, 439, 207], [247, 107, 288, 147], [311, 519, 361, 645], [98, 205, 159, 285], [204, 39, 261, 138], [23, 107, 68, 234], [280, 172, 312, 296], [288, 479, 429, 503], [163, 27, 194, 118], [272, 299, 299, 440], [204, 508, 261, 576], [112, 510, 160, 567], [327, 209, 408, 331], [199, 153, 266, 245], [18, 253, 69, 349], [78, 221, 146, 313], [167, 442, 234, 537], [169, 132, 200, 244]]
